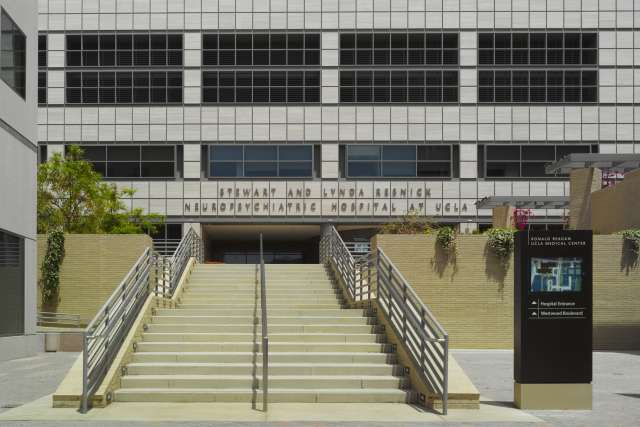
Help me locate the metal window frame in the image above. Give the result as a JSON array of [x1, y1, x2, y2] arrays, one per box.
[[0, 8, 27, 99], [207, 143, 315, 179], [345, 144, 454, 179], [67, 144, 178, 179]]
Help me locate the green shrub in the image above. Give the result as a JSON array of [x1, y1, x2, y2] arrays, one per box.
[[380, 212, 433, 235], [486, 227, 516, 260], [621, 229, 640, 254], [40, 229, 65, 305], [436, 226, 456, 251]]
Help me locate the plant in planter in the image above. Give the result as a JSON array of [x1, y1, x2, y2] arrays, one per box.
[[436, 226, 456, 251], [621, 229, 640, 254], [40, 228, 65, 307], [486, 227, 516, 262], [380, 211, 433, 235]]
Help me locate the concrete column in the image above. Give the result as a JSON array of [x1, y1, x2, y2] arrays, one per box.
[[569, 167, 602, 230], [492, 205, 515, 229]]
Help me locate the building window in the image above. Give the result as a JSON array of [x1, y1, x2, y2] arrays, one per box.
[[478, 33, 597, 66], [345, 145, 454, 178], [0, 9, 26, 99], [340, 33, 459, 66], [202, 33, 320, 66], [0, 229, 24, 337], [478, 70, 597, 103], [340, 70, 458, 103], [65, 71, 182, 104], [38, 34, 47, 67], [66, 33, 183, 67], [68, 145, 177, 178], [478, 144, 598, 178], [38, 71, 47, 104], [209, 145, 314, 178], [202, 70, 320, 103]]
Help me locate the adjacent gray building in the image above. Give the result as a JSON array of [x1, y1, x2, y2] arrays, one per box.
[[0, 0, 39, 361], [36, 0, 640, 262]]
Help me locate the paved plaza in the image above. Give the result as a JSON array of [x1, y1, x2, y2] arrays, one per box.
[[0, 349, 638, 426]]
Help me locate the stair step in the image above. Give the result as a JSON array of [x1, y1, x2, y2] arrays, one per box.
[[120, 374, 405, 389], [114, 388, 411, 403], [176, 303, 342, 310], [155, 308, 364, 316], [146, 324, 374, 334], [126, 362, 401, 376], [142, 332, 384, 343], [132, 352, 397, 364], [151, 316, 372, 325], [135, 342, 390, 353]]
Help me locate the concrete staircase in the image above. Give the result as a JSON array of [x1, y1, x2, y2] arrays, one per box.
[[114, 263, 412, 403]]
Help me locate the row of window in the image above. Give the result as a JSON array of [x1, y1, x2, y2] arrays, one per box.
[[478, 33, 597, 66], [71, 145, 178, 178], [58, 143, 598, 180], [340, 33, 458, 66], [65, 71, 183, 104], [39, 34, 47, 67], [346, 145, 456, 178], [209, 145, 314, 177], [66, 34, 183, 67], [339, 70, 458, 103], [202, 71, 320, 103], [478, 144, 598, 178], [0, 10, 26, 99], [478, 70, 597, 103], [202, 33, 320, 66]]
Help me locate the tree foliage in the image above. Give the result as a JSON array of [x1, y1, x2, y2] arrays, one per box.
[[37, 145, 163, 235], [40, 229, 65, 307]]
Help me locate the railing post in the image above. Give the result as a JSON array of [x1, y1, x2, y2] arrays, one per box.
[[402, 282, 407, 339], [443, 336, 449, 415], [80, 332, 89, 413]]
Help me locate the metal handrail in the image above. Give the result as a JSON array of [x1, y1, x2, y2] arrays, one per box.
[[259, 233, 269, 411], [320, 226, 449, 415], [155, 228, 202, 298], [80, 229, 202, 413], [37, 311, 81, 326]]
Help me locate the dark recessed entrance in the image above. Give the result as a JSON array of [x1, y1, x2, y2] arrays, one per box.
[[202, 224, 321, 264]]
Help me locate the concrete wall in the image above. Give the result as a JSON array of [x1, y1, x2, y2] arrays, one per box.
[[569, 168, 602, 230], [591, 169, 640, 234], [37, 234, 153, 324], [374, 234, 640, 350], [0, 0, 40, 362]]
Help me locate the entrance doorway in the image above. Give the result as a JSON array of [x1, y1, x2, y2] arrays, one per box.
[[202, 224, 320, 264]]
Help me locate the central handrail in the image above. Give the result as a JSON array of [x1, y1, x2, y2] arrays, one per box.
[[259, 233, 269, 411], [320, 226, 449, 415]]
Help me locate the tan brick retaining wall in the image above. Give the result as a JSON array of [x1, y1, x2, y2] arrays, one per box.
[[37, 234, 152, 324], [374, 234, 640, 350]]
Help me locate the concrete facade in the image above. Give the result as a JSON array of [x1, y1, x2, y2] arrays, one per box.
[[0, 0, 40, 362], [34, 0, 640, 234], [36, 234, 153, 323], [374, 234, 640, 350]]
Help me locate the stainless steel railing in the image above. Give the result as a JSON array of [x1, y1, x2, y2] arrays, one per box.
[[155, 228, 202, 298], [80, 247, 154, 413], [320, 226, 371, 302], [152, 238, 181, 256], [37, 311, 81, 327], [259, 233, 269, 411], [80, 229, 202, 413], [320, 226, 449, 415]]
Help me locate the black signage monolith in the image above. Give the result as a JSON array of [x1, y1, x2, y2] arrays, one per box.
[[514, 230, 592, 384]]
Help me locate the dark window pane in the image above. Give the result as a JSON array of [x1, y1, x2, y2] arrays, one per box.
[[134, 51, 149, 65], [142, 146, 174, 161], [117, 34, 132, 49], [83, 51, 98, 66], [150, 87, 166, 103], [117, 72, 133, 86], [487, 145, 519, 161], [67, 72, 82, 87], [211, 162, 242, 177], [108, 162, 140, 177], [150, 50, 167, 65], [487, 162, 520, 177], [202, 50, 218, 65], [109, 146, 140, 161], [348, 162, 380, 177], [67, 51, 81, 66], [270, 34, 286, 49], [279, 145, 312, 161], [245, 162, 278, 177], [100, 34, 115, 49], [418, 146, 451, 161], [246, 146, 277, 161], [134, 34, 149, 49], [83, 35, 98, 50], [167, 34, 182, 49], [341, 34, 355, 49], [67, 35, 81, 50], [117, 51, 132, 66], [142, 162, 174, 177], [418, 162, 451, 177], [305, 34, 320, 49], [279, 162, 312, 177], [522, 145, 554, 161], [100, 51, 116, 66], [382, 162, 415, 177], [116, 88, 132, 103], [211, 145, 243, 161]]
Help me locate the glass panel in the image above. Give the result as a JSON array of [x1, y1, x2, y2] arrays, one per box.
[[0, 10, 26, 98], [142, 146, 174, 161], [417, 162, 451, 177], [382, 146, 416, 161], [486, 162, 520, 177], [486, 145, 520, 161], [279, 162, 313, 177], [418, 146, 451, 161], [211, 162, 242, 177], [522, 145, 555, 161], [245, 146, 277, 161], [211, 145, 242, 161], [108, 146, 140, 161], [245, 162, 278, 177], [348, 146, 381, 161], [0, 230, 24, 336], [382, 162, 415, 177], [141, 162, 174, 177], [279, 145, 312, 161], [348, 162, 380, 177]]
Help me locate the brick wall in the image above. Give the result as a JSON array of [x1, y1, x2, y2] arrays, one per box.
[[374, 234, 640, 350], [37, 234, 152, 324]]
